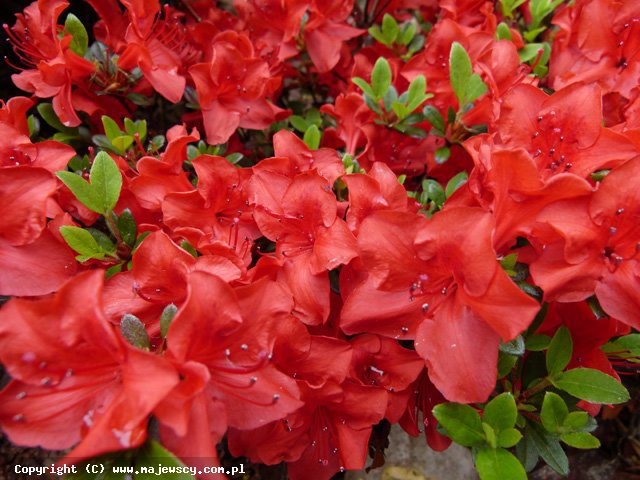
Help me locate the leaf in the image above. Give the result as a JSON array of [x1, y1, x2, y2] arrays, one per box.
[[64, 13, 88, 56], [496, 22, 513, 40], [120, 314, 150, 350], [59, 226, 105, 261], [289, 115, 308, 132], [484, 393, 518, 431], [498, 428, 523, 448], [102, 116, 121, 142], [527, 422, 569, 476], [449, 42, 472, 106], [422, 179, 445, 207], [135, 440, 195, 480], [607, 333, 640, 356], [518, 43, 545, 63], [160, 304, 178, 339], [465, 73, 488, 104], [562, 411, 589, 431], [445, 171, 468, 198], [37, 103, 70, 132], [303, 125, 321, 150], [406, 75, 427, 112], [434, 146, 451, 165], [526, 334, 551, 351], [371, 57, 392, 100], [381, 14, 399, 44], [551, 368, 630, 404], [499, 335, 525, 356], [540, 392, 568, 433], [383, 85, 399, 111], [482, 423, 497, 448], [560, 432, 600, 449], [116, 209, 137, 248], [399, 22, 417, 46], [432, 403, 485, 447], [56, 171, 102, 213], [546, 326, 572, 376], [368, 26, 389, 46], [90, 151, 123, 214], [112, 135, 134, 154], [475, 447, 527, 480], [87, 228, 116, 254], [423, 105, 445, 132], [515, 432, 539, 472]]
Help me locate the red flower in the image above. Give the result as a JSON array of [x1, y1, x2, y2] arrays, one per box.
[[189, 31, 288, 145], [0, 271, 178, 460]]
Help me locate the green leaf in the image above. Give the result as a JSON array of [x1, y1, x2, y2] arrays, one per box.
[[90, 151, 123, 214], [499, 335, 525, 356], [606, 333, 640, 356], [56, 171, 102, 213], [102, 116, 121, 142], [551, 368, 630, 404], [484, 393, 518, 432], [64, 13, 88, 56], [526, 334, 551, 351], [475, 447, 527, 480], [515, 432, 539, 472], [408, 34, 425, 54], [465, 73, 488, 104], [546, 326, 573, 376], [432, 403, 485, 447], [496, 22, 513, 40], [289, 115, 308, 132], [116, 209, 137, 248], [371, 57, 392, 100], [59, 226, 106, 261], [87, 228, 116, 254], [540, 392, 568, 433], [445, 171, 468, 198], [498, 428, 523, 448], [383, 86, 399, 112], [37, 103, 69, 132], [160, 304, 178, 339], [482, 423, 497, 448], [368, 26, 390, 46], [498, 351, 518, 378], [527, 422, 569, 476], [423, 179, 445, 207], [120, 313, 150, 350], [399, 22, 417, 46], [518, 43, 545, 63], [180, 240, 198, 258], [560, 432, 600, 449], [449, 42, 472, 106], [303, 125, 321, 150], [381, 14, 400, 44], [135, 440, 195, 480], [353, 77, 376, 100], [434, 146, 451, 165], [562, 411, 589, 431], [406, 75, 427, 112], [112, 135, 134, 154], [423, 105, 445, 132]]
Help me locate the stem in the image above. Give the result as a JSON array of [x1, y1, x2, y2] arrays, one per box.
[[521, 377, 551, 400]]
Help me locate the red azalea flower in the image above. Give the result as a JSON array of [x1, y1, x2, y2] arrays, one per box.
[[0, 271, 178, 460], [6, 0, 95, 126], [189, 31, 288, 145]]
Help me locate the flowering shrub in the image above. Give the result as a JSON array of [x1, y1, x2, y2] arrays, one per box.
[[1, 0, 639, 479]]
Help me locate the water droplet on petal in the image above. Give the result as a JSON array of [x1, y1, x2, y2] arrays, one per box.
[[272, 394, 280, 403], [12, 414, 24, 422], [401, 327, 409, 334], [240, 344, 248, 351], [16, 391, 27, 400], [616, 208, 625, 215], [21, 352, 36, 364], [422, 303, 429, 313]]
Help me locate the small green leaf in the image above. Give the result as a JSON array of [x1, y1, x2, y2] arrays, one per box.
[[445, 171, 468, 198], [90, 151, 123, 214], [56, 171, 101, 213], [540, 392, 568, 433], [60, 226, 105, 261], [482, 423, 497, 448], [64, 13, 88, 56], [449, 42, 472, 106], [149, 135, 166, 150], [381, 14, 399, 44], [423, 179, 445, 207], [406, 75, 427, 112], [562, 411, 590, 431], [484, 392, 518, 432], [498, 351, 518, 378], [434, 146, 451, 165], [527, 422, 569, 476], [135, 440, 195, 480], [560, 432, 600, 449], [499, 335, 525, 356], [37, 103, 69, 132], [546, 326, 573, 376], [111, 135, 134, 154], [607, 333, 640, 356], [526, 334, 551, 351], [352, 77, 376, 99], [303, 125, 321, 150], [383, 86, 399, 112], [160, 304, 178, 339], [120, 313, 150, 350], [86, 228, 116, 254], [515, 432, 539, 472], [475, 447, 527, 480], [368, 26, 390, 46], [289, 115, 308, 132], [465, 73, 488, 104], [180, 240, 198, 258], [423, 105, 445, 132], [496, 22, 513, 40], [551, 368, 630, 404], [498, 428, 522, 448], [116, 209, 137, 248], [105, 263, 123, 280], [102, 116, 121, 142], [399, 22, 417, 46], [432, 403, 485, 447], [371, 57, 392, 100]]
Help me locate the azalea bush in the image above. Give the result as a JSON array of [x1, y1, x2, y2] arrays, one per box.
[[1, 0, 639, 479]]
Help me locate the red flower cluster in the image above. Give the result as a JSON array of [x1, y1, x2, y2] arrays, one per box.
[[0, 0, 638, 478]]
